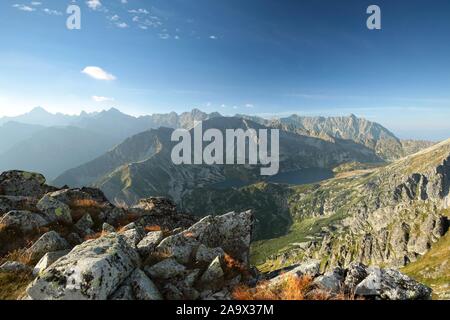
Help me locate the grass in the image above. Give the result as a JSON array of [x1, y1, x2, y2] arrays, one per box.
[[232, 274, 347, 300], [0, 271, 33, 300], [250, 210, 347, 271], [0, 248, 33, 266], [401, 228, 450, 300], [69, 199, 104, 226]]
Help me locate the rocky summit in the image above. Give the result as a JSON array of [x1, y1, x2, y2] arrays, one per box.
[[0, 170, 433, 300]]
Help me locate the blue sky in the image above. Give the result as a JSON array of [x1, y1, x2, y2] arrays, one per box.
[[0, 0, 449, 140]]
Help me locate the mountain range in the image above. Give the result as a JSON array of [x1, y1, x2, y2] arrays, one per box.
[[53, 117, 382, 205], [0, 107, 220, 179], [0, 107, 448, 299]]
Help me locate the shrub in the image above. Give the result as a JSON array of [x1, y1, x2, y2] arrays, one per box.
[[232, 274, 348, 300]]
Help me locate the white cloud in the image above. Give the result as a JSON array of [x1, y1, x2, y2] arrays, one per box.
[[109, 14, 120, 21], [43, 8, 63, 16], [128, 9, 149, 14], [31, 2, 42, 6], [209, 35, 217, 40], [245, 104, 254, 108], [92, 96, 115, 102], [86, 0, 102, 10], [12, 4, 36, 12], [82, 66, 116, 81], [158, 33, 170, 40], [116, 22, 128, 28]]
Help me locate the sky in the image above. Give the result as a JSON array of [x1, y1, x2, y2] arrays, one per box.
[[0, 0, 449, 140]]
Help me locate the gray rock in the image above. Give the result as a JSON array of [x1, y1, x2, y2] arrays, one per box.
[[128, 269, 163, 300], [26, 231, 70, 262], [102, 223, 115, 233], [145, 258, 186, 279], [109, 283, 134, 300], [0, 170, 52, 198], [195, 244, 225, 265], [37, 195, 72, 224], [313, 267, 345, 293], [120, 222, 138, 232], [104, 207, 126, 225], [0, 210, 48, 233], [355, 267, 432, 300], [67, 232, 83, 246], [156, 210, 253, 265], [0, 261, 31, 273], [0, 196, 36, 215], [268, 260, 321, 287], [33, 250, 70, 276], [122, 227, 146, 248], [344, 262, 368, 292], [74, 214, 94, 237], [27, 233, 140, 300], [198, 256, 224, 291], [137, 231, 164, 257]]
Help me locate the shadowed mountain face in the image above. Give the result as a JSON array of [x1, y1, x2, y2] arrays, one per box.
[[0, 108, 221, 180], [0, 126, 117, 180], [0, 122, 44, 154], [54, 117, 382, 206]]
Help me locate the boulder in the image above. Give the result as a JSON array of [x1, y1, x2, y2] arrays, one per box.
[[137, 231, 164, 257], [0, 171, 54, 198], [109, 283, 134, 300], [33, 250, 70, 276], [128, 269, 163, 300], [0, 210, 48, 233], [267, 260, 321, 287], [0, 196, 37, 215], [27, 233, 140, 300], [145, 258, 186, 279], [198, 256, 224, 291], [344, 262, 368, 293], [313, 267, 345, 293], [110, 269, 162, 300], [355, 267, 432, 300], [104, 207, 126, 225], [26, 231, 70, 262], [133, 197, 178, 214], [130, 197, 197, 231], [66, 232, 83, 246], [195, 244, 225, 265], [0, 261, 31, 273], [156, 211, 253, 265], [121, 227, 146, 248], [102, 223, 116, 233], [37, 195, 72, 224], [74, 214, 94, 237]]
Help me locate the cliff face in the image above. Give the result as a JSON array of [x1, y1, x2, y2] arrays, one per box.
[[254, 140, 450, 275], [241, 114, 435, 161]]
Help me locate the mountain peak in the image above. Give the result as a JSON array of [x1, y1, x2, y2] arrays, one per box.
[[105, 107, 123, 114], [29, 106, 50, 115]]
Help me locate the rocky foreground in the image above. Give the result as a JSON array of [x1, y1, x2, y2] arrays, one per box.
[[0, 170, 432, 300]]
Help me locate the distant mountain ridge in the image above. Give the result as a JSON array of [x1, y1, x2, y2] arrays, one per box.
[[0, 108, 220, 179], [0, 107, 435, 180], [54, 117, 383, 205], [237, 113, 435, 160]]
